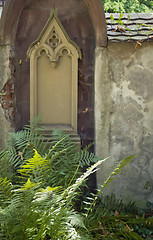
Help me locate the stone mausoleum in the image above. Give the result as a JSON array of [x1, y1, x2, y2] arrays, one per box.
[[0, 0, 153, 206]]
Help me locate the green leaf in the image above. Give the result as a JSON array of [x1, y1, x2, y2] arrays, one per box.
[[20, 178, 36, 190], [110, 14, 114, 21]]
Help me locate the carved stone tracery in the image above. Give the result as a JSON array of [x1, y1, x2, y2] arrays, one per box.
[[47, 28, 61, 49], [31, 23, 76, 69]]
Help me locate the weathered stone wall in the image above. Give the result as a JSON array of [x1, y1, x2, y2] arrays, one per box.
[[0, 45, 14, 149], [95, 41, 153, 206]]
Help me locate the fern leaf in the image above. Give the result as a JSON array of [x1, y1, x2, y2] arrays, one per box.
[[65, 159, 106, 201], [0, 177, 12, 205], [85, 156, 134, 216], [101, 155, 134, 190], [18, 149, 49, 180]]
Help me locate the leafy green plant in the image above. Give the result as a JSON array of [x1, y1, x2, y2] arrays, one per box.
[[102, 0, 153, 13], [0, 119, 49, 182], [0, 143, 104, 239], [0, 122, 150, 239], [0, 123, 101, 239], [0, 121, 99, 188], [85, 194, 153, 239]]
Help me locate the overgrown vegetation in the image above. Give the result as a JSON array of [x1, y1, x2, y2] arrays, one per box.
[[0, 122, 152, 239], [102, 0, 153, 13]]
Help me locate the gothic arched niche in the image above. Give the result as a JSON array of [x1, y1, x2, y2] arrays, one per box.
[[0, 0, 107, 148], [27, 10, 81, 133]]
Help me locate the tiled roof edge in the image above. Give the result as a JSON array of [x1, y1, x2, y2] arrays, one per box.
[[106, 13, 153, 42]]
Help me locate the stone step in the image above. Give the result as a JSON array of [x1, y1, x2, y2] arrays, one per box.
[[38, 124, 81, 149]]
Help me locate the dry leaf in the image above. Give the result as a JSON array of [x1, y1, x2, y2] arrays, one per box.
[[18, 151, 23, 161], [114, 210, 119, 216]]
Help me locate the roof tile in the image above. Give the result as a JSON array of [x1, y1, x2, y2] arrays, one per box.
[[106, 13, 153, 42]]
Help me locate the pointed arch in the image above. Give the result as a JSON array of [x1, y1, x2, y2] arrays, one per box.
[[85, 0, 107, 46], [0, 0, 107, 47]]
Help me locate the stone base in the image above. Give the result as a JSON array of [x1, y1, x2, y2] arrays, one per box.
[[39, 124, 81, 150]]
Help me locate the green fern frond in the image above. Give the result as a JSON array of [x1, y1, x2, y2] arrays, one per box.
[[0, 177, 12, 205], [85, 156, 134, 216], [78, 148, 100, 168], [51, 129, 77, 156], [65, 159, 105, 202], [101, 155, 134, 189], [18, 149, 49, 177], [0, 125, 49, 170]]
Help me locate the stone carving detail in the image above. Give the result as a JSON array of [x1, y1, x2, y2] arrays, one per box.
[[37, 45, 71, 69], [35, 27, 72, 69], [47, 28, 61, 48]]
